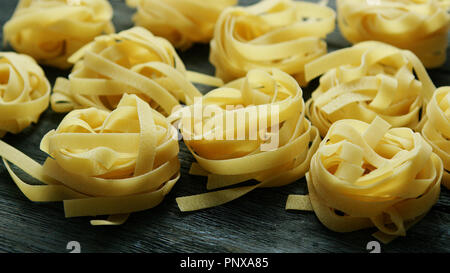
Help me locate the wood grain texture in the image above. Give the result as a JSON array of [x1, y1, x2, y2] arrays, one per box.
[[0, 0, 449, 253]]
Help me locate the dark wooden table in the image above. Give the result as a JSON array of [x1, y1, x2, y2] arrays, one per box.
[[0, 0, 449, 253]]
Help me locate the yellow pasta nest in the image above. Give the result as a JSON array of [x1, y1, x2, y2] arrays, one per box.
[[305, 41, 436, 137], [126, 0, 238, 50], [174, 68, 320, 211], [3, 0, 115, 69], [209, 0, 336, 85], [337, 0, 450, 68], [288, 117, 443, 243], [0, 94, 180, 225], [51, 27, 204, 115], [421, 86, 450, 189], [0, 52, 50, 138]]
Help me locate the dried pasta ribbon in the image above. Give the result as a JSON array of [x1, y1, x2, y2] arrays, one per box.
[[305, 41, 436, 137], [0, 94, 180, 225], [50, 27, 220, 115], [0, 52, 50, 138], [286, 117, 443, 243], [3, 0, 115, 69], [175, 69, 320, 211], [126, 0, 237, 50], [337, 0, 450, 68], [421, 86, 450, 189], [440, 0, 450, 11], [209, 0, 336, 85]]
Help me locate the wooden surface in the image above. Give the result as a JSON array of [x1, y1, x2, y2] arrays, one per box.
[[0, 0, 449, 253]]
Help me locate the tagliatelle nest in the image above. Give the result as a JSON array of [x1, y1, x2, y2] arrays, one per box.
[[421, 86, 450, 189], [287, 117, 443, 243], [0, 52, 50, 138], [210, 0, 336, 85], [305, 41, 436, 137], [126, 0, 237, 50], [3, 0, 115, 69], [0, 94, 180, 225], [337, 0, 450, 68], [51, 27, 210, 116], [173, 68, 320, 212]]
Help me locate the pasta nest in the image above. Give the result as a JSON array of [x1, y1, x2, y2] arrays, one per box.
[[421, 86, 450, 189], [209, 0, 336, 85], [51, 27, 202, 116], [440, 0, 450, 11], [174, 68, 320, 211], [337, 0, 450, 68], [0, 52, 50, 138], [306, 117, 443, 242], [0, 94, 180, 225], [3, 0, 115, 69], [126, 0, 237, 50], [305, 41, 436, 137]]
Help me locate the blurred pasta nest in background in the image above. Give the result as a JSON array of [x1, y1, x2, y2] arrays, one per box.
[[126, 0, 237, 50], [51, 27, 202, 116], [210, 0, 336, 85], [3, 0, 115, 69], [305, 41, 436, 137], [0, 52, 50, 138], [337, 0, 450, 68], [421, 86, 450, 188]]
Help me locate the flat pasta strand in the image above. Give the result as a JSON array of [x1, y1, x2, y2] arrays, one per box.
[[126, 0, 237, 50], [50, 27, 220, 115], [421, 86, 450, 189], [305, 41, 436, 137], [286, 117, 443, 243], [3, 0, 115, 69], [0, 94, 180, 225], [440, 0, 450, 11], [209, 0, 336, 85], [0, 52, 50, 138], [337, 0, 450, 68], [174, 68, 320, 211]]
